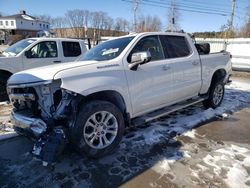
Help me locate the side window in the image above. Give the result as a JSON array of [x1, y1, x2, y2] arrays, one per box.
[[29, 41, 58, 58], [128, 35, 164, 62], [160, 35, 191, 58], [62, 41, 81, 57]]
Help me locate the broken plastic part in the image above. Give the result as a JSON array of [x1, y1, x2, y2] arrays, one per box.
[[32, 127, 68, 165], [30, 119, 47, 136]]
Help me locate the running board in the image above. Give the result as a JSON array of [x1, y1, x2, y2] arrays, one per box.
[[131, 97, 206, 126]]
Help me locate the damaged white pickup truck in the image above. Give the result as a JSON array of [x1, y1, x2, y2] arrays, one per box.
[[7, 32, 232, 163]]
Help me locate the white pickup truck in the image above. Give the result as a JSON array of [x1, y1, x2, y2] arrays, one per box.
[[7, 32, 231, 160], [0, 38, 87, 101]]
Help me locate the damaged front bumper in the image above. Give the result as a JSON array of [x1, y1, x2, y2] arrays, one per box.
[[11, 112, 47, 137]]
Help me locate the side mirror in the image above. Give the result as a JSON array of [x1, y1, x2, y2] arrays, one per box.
[[129, 51, 151, 71], [24, 50, 32, 58]]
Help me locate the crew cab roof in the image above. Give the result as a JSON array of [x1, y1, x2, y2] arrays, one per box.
[[27, 37, 85, 42]]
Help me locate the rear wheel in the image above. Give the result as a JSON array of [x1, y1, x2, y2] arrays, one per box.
[[71, 100, 125, 158], [203, 81, 225, 109], [0, 73, 10, 102]]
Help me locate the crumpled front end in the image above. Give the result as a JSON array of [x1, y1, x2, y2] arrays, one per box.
[[8, 80, 63, 136], [8, 79, 78, 165]]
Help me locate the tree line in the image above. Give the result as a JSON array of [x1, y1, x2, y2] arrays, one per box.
[[36, 9, 162, 40]]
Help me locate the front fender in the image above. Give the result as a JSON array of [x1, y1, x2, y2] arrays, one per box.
[[54, 66, 133, 115]]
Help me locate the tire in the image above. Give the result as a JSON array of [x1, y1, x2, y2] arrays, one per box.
[[203, 81, 225, 109], [71, 100, 125, 158], [0, 73, 10, 102]]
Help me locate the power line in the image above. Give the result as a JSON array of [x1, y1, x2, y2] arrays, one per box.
[[164, 0, 233, 12], [143, 0, 232, 14], [122, 0, 228, 16]]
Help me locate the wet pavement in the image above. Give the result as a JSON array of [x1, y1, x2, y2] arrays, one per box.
[[0, 75, 250, 188]]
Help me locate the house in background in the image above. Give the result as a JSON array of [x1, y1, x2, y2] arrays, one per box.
[[0, 10, 50, 44]]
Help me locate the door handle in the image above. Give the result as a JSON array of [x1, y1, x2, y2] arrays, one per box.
[[53, 60, 61, 63], [192, 61, 199, 65], [162, 65, 170, 71]]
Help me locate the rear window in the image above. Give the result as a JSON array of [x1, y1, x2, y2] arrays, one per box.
[[160, 35, 191, 58], [62, 41, 81, 57]]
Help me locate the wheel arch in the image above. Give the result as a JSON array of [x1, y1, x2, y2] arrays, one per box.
[[78, 90, 131, 127], [0, 69, 12, 79], [211, 69, 227, 84]]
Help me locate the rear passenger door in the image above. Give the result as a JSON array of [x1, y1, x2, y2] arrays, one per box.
[[159, 35, 202, 102], [61, 41, 82, 62]]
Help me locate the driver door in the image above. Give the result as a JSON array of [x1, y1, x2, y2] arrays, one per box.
[[23, 41, 60, 70], [125, 35, 174, 116]]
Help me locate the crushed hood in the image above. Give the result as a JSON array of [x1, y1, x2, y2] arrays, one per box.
[[8, 60, 98, 86]]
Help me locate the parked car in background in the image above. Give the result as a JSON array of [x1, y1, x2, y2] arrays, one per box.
[[0, 38, 88, 101], [7, 32, 231, 161]]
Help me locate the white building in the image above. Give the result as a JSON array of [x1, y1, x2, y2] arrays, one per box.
[[0, 10, 50, 44]]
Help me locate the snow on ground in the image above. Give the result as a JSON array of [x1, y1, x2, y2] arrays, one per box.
[[118, 80, 250, 187], [124, 80, 250, 148], [197, 145, 250, 188], [1, 80, 250, 187]]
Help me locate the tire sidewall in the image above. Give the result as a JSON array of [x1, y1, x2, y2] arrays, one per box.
[[71, 100, 125, 158], [210, 81, 225, 108]]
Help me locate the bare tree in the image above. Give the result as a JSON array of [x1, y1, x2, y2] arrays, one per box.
[[35, 14, 52, 23], [238, 6, 250, 37], [114, 18, 129, 32], [220, 20, 236, 38], [65, 9, 90, 38], [103, 17, 114, 33], [166, 0, 181, 32], [137, 15, 162, 32], [90, 11, 113, 41], [51, 17, 68, 37]]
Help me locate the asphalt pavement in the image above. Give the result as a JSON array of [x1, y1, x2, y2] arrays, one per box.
[[0, 75, 250, 188]]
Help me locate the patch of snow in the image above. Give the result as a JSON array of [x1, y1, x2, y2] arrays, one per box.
[[126, 80, 250, 151], [183, 151, 191, 158], [0, 101, 9, 105], [243, 157, 250, 167], [194, 144, 250, 188], [231, 144, 249, 153], [226, 163, 249, 188], [196, 164, 208, 171], [21, 15, 35, 21], [182, 129, 196, 138], [203, 154, 222, 175], [152, 158, 171, 176]]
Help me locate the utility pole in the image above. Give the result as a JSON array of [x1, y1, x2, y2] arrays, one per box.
[[171, 0, 176, 32], [133, 0, 139, 32], [229, 0, 236, 32]]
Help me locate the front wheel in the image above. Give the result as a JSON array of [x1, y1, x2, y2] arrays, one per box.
[[203, 81, 225, 109], [71, 100, 125, 158]]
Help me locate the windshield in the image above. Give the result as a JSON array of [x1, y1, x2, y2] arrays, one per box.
[[4, 39, 37, 56], [81, 36, 135, 61]]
